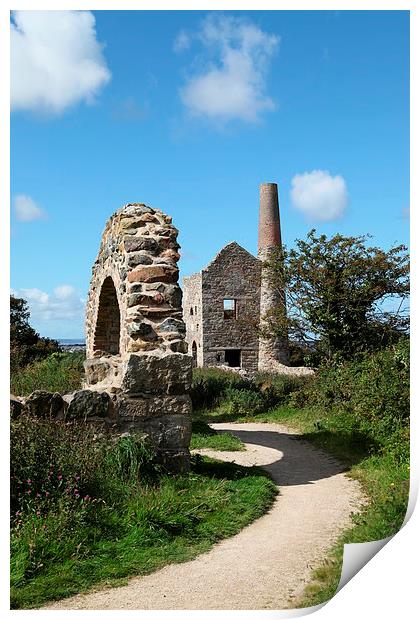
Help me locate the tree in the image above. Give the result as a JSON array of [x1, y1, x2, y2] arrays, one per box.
[[10, 295, 59, 369], [263, 230, 409, 362]]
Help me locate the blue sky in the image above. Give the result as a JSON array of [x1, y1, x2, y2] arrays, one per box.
[[10, 10, 409, 339]]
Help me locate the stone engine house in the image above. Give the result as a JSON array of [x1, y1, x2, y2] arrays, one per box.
[[183, 243, 262, 374], [183, 183, 290, 375]]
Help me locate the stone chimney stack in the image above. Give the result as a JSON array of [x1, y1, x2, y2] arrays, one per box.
[[258, 183, 282, 252], [258, 183, 289, 369]]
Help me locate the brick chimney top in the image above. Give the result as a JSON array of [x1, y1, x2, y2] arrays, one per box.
[[258, 183, 282, 256]]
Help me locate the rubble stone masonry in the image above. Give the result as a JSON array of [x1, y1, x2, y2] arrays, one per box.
[[84, 203, 192, 472], [184, 242, 261, 375]]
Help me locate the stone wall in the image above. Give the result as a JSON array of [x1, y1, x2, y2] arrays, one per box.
[[184, 242, 261, 375], [182, 272, 203, 366], [84, 203, 192, 472]]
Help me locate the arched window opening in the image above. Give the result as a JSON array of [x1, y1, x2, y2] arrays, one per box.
[[93, 277, 121, 355], [192, 341, 198, 367]]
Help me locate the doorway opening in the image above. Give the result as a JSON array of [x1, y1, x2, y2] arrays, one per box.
[[225, 349, 241, 368], [93, 277, 121, 355]]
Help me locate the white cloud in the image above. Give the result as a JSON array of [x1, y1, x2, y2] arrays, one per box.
[[12, 285, 85, 326], [290, 170, 349, 221], [174, 30, 191, 53], [54, 285, 76, 300], [13, 194, 46, 222], [178, 15, 279, 123], [11, 10, 111, 115]]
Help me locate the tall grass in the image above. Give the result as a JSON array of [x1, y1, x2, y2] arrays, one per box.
[[191, 366, 309, 418], [11, 351, 85, 396], [10, 415, 276, 609]]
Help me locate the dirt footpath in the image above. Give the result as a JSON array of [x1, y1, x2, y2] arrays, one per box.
[[44, 422, 364, 610]]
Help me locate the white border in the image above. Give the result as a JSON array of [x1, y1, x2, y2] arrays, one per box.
[[2, 2, 417, 619]]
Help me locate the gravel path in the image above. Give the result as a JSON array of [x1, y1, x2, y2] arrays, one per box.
[[44, 422, 364, 610]]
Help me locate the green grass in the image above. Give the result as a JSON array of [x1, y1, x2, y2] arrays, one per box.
[[11, 456, 276, 609], [190, 421, 245, 451], [11, 351, 85, 396], [296, 451, 409, 608], [196, 402, 409, 608]]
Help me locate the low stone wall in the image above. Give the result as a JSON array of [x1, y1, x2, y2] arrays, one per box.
[[257, 360, 315, 377], [10, 387, 192, 473]]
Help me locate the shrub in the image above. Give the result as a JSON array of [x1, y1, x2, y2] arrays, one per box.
[[191, 367, 251, 409], [224, 387, 267, 416], [289, 339, 410, 462], [254, 372, 309, 408], [10, 295, 60, 370], [11, 351, 85, 396]]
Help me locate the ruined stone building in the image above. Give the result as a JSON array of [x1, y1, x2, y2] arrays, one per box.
[[183, 183, 290, 375], [84, 203, 192, 472]]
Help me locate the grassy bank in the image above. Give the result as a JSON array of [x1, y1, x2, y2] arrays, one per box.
[[10, 415, 275, 610]]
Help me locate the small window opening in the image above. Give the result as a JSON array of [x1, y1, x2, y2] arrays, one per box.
[[223, 299, 237, 319], [192, 341, 198, 367], [190, 307, 194, 315], [225, 349, 241, 368], [195, 306, 198, 314]]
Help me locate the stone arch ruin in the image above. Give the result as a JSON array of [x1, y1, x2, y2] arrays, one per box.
[[84, 203, 193, 472]]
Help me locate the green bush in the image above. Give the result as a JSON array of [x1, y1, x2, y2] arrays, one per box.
[[191, 367, 309, 419], [191, 367, 251, 409], [10, 294, 60, 371], [11, 351, 85, 396], [254, 372, 309, 408], [11, 415, 161, 591], [288, 339, 410, 462], [224, 387, 267, 416]]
